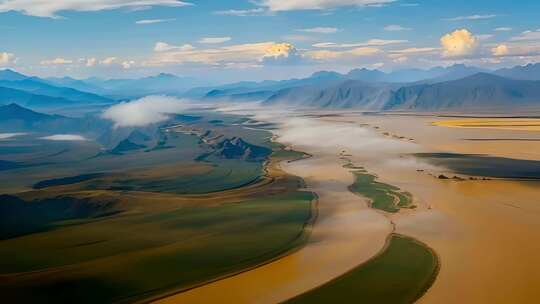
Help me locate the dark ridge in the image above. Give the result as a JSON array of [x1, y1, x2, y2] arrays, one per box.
[[0, 194, 120, 239], [415, 153, 540, 179], [33, 173, 106, 189]]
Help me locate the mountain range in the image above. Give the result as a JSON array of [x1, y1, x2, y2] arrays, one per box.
[[2, 62, 540, 112]]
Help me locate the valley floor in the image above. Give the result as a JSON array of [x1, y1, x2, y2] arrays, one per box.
[[155, 109, 540, 304]]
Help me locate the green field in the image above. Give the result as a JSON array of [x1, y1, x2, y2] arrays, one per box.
[[0, 191, 314, 303], [287, 234, 439, 304], [348, 169, 413, 213], [0, 111, 316, 303]]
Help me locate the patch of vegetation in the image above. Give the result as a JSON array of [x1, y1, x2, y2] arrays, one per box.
[[287, 234, 439, 304], [415, 153, 540, 179], [349, 171, 413, 213], [0, 191, 315, 303]]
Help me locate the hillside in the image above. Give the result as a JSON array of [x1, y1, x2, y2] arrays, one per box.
[[384, 73, 540, 111], [264, 80, 394, 109]]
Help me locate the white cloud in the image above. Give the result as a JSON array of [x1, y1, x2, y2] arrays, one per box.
[[390, 47, 438, 54], [298, 27, 340, 34], [122, 60, 135, 69], [135, 18, 176, 25], [261, 43, 301, 64], [0, 0, 192, 18], [383, 24, 411, 31], [0, 132, 26, 140], [198, 37, 232, 44], [41, 57, 73, 65], [282, 34, 316, 42], [85, 57, 97, 67], [257, 0, 395, 11], [0, 52, 16, 66], [154, 42, 195, 52], [494, 27, 512, 32], [477, 34, 494, 41], [213, 8, 266, 16], [41, 134, 87, 141], [444, 14, 497, 21], [392, 56, 408, 63], [491, 44, 509, 56], [146, 41, 301, 67], [312, 39, 407, 48], [510, 29, 540, 42], [100, 57, 117, 65], [101, 95, 193, 128], [440, 29, 478, 57], [305, 47, 379, 60]]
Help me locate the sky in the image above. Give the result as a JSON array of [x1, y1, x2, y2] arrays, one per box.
[[1, 0, 539, 82]]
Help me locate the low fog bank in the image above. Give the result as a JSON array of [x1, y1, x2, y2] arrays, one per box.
[[40, 134, 88, 141], [101, 95, 210, 128]]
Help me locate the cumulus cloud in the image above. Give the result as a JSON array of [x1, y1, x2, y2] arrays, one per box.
[[257, 0, 395, 11], [41, 134, 87, 141], [0, 52, 16, 66], [135, 18, 176, 25], [491, 44, 509, 56], [297, 27, 340, 34], [0, 0, 192, 18], [312, 39, 407, 48], [261, 43, 301, 64], [440, 29, 478, 57], [40, 57, 73, 65], [198, 37, 232, 44], [101, 95, 193, 128], [444, 14, 497, 21], [383, 24, 411, 31]]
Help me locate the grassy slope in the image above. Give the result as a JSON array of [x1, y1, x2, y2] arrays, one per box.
[[287, 234, 439, 304], [0, 192, 314, 304], [0, 112, 316, 303]]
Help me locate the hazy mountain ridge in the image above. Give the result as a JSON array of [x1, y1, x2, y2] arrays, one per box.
[[264, 80, 396, 110], [494, 63, 540, 81], [263, 72, 540, 111], [384, 73, 540, 111]]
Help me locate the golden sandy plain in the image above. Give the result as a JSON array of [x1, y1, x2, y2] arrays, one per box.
[[433, 117, 540, 132], [322, 112, 540, 303], [154, 109, 540, 304]]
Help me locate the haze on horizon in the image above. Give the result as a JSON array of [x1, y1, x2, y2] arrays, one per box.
[[1, 0, 539, 82]]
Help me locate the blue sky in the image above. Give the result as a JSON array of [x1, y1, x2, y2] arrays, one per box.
[[1, 0, 539, 81]]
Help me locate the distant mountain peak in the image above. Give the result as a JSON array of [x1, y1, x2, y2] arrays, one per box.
[[0, 69, 27, 81]]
